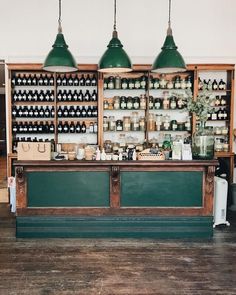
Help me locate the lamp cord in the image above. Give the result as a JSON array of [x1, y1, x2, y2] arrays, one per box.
[[168, 0, 171, 28], [113, 0, 117, 31], [58, 0, 62, 33]]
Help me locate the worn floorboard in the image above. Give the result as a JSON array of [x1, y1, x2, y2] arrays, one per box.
[[0, 204, 236, 295]]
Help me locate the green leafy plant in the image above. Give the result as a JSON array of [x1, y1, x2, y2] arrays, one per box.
[[183, 86, 216, 123]]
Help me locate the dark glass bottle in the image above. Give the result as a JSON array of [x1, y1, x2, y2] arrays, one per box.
[[84, 90, 91, 102], [69, 121, 76, 133], [87, 106, 92, 117], [75, 106, 81, 118], [49, 74, 54, 86], [108, 76, 115, 89], [63, 122, 69, 133], [49, 122, 55, 133], [27, 90, 33, 101], [62, 90, 67, 101], [92, 106, 98, 117], [22, 74, 27, 86], [38, 74, 44, 86], [57, 122, 63, 133], [18, 106, 23, 117], [149, 96, 154, 109], [12, 106, 17, 117], [39, 107, 45, 118], [75, 121, 81, 133], [78, 90, 84, 101], [50, 107, 55, 118], [73, 90, 78, 101], [81, 121, 86, 133], [91, 90, 97, 101], [73, 75, 79, 86], [219, 79, 226, 90], [85, 74, 91, 86], [81, 106, 87, 117], [44, 90, 50, 102], [80, 74, 85, 86], [67, 90, 73, 101], [43, 74, 49, 86], [91, 74, 97, 86], [68, 75, 73, 86], [121, 78, 128, 89], [27, 74, 32, 86], [56, 75, 62, 86], [57, 90, 62, 101], [28, 121, 33, 133], [69, 106, 76, 117], [32, 75, 37, 86], [57, 106, 63, 118], [63, 106, 69, 117], [34, 106, 39, 118], [38, 90, 45, 102], [44, 106, 50, 118], [212, 79, 218, 90], [28, 106, 34, 117], [32, 90, 38, 101], [61, 74, 67, 86]]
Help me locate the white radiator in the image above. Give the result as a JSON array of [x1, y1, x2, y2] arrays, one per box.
[[213, 176, 230, 227]]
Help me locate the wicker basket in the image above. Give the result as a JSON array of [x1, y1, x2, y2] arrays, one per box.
[[138, 149, 165, 161]]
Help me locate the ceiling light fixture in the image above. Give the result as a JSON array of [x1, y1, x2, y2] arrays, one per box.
[[43, 0, 78, 73], [98, 0, 132, 73], [152, 0, 186, 73]]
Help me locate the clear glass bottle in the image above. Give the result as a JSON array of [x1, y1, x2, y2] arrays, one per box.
[[155, 114, 163, 131], [103, 116, 109, 131], [113, 96, 120, 110], [140, 95, 146, 110], [139, 117, 146, 131], [109, 116, 116, 131], [163, 115, 170, 131], [104, 100, 109, 110], [148, 113, 156, 131], [123, 116, 131, 131], [131, 112, 139, 131], [126, 97, 133, 110], [163, 92, 170, 110]]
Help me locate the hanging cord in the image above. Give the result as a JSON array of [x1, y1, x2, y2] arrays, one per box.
[[113, 0, 117, 31], [58, 0, 62, 33], [167, 0, 172, 36]]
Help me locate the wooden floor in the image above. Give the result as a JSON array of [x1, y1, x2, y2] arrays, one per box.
[[0, 204, 236, 294]]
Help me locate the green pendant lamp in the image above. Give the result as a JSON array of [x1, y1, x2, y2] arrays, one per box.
[[98, 0, 132, 73], [43, 0, 77, 73], [152, 0, 186, 73]]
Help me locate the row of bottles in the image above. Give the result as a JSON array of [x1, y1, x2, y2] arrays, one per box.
[[12, 105, 55, 118], [198, 78, 226, 91], [13, 89, 54, 102], [11, 73, 98, 87], [12, 73, 54, 87], [56, 74, 97, 87], [12, 121, 55, 134], [103, 94, 185, 111], [57, 106, 98, 118], [57, 89, 97, 102], [207, 109, 228, 121], [57, 121, 97, 134], [104, 75, 192, 90]]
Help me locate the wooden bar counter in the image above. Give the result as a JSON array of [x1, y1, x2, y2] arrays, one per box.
[[14, 160, 218, 239]]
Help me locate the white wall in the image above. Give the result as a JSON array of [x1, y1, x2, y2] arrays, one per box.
[[0, 0, 235, 63], [1, 0, 236, 151]]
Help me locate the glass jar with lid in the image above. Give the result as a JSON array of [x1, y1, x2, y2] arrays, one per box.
[[123, 116, 131, 132], [103, 116, 109, 131], [126, 97, 133, 110], [119, 134, 126, 149], [104, 100, 109, 110], [134, 77, 141, 89], [148, 113, 156, 131], [154, 97, 162, 109], [170, 96, 177, 109], [116, 120, 123, 131], [153, 78, 160, 89], [163, 92, 170, 110], [163, 114, 170, 131], [160, 74, 167, 89], [184, 116, 191, 131], [109, 116, 116, 131], [215, 126, 221, 135], [131, 112, 139, 131], [167, 79, 174, 89], [107, 76, 115, 89], [140, 95, 146, 110], [139, 117, 146, 131], [180, 78, 187, 89], [215, 138, 223, 152], [221, 126, 228, 135], [140, 75, 147, 89], [149, 96, 154, 109], [177, 96, 185, 109], [120, 96, 127, 110], [223, 138, 229, 152], [113, 96, 120, 110], [104, 140, 113, 153], [128, 78, 135, 89], [133, 96, 140, 110], [171, 120, 178, 131], [155, 114, 163, 131], [115, 76, 121, 89], [174, 76, 181, 89], [121, 78, 128, 89]]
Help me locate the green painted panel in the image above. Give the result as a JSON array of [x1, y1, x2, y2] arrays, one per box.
[[121, 171, 203, 207], [16, 216, 213, 239], [27, 171, 110, 207]]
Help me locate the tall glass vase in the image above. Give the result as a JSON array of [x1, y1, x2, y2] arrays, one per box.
[[192, 121, 214, 160]]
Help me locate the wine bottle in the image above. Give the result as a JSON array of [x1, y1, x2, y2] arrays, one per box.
[[74, 75, 79, 86], [11, 75, 16, 86], [34, 106, 39, 118], [212, 79, 218, 90], [61, 74, 67, 86], [57, 90, 62, 101], [56, 75, 62, 86], [22, 74, 27, 86], [32, 122, 38, 133], [75, 106, 81, 117], [32, 74, 37, 86], [50, 107, 55, 118], [28, 106, 34, 117], [73, 90, 78, 101], [12, 106, 17, 117], [43, 74, 49, 86], [28, 90, 33, 102], [219, 79, 226, 90], [49, 74, 54, 86], [87, 106, 92, 117], [69, 106, 76, 117], [28, 122, 33, 133], [27, 74, 32, 86], [16, 75, 22, 86], [50, 90, 54, 102], [18, 106, 23, 117], [39, 107, 45, 118], [49, 122, 55, 133], [68, 75, 73, 86], [22, 90, 27, 101], [38, 74, 44, 86], [62, 90, 67, 101], [44, 106, 50, 118], [38, 90, 45, 102], [33, 90, 38, 101], [67, 90, 73, 101]]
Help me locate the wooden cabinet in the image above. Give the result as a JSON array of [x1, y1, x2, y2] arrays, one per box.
[[7, 63, 235, 181]]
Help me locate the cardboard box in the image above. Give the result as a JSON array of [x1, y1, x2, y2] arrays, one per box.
[[17, 142, 51, 161]]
